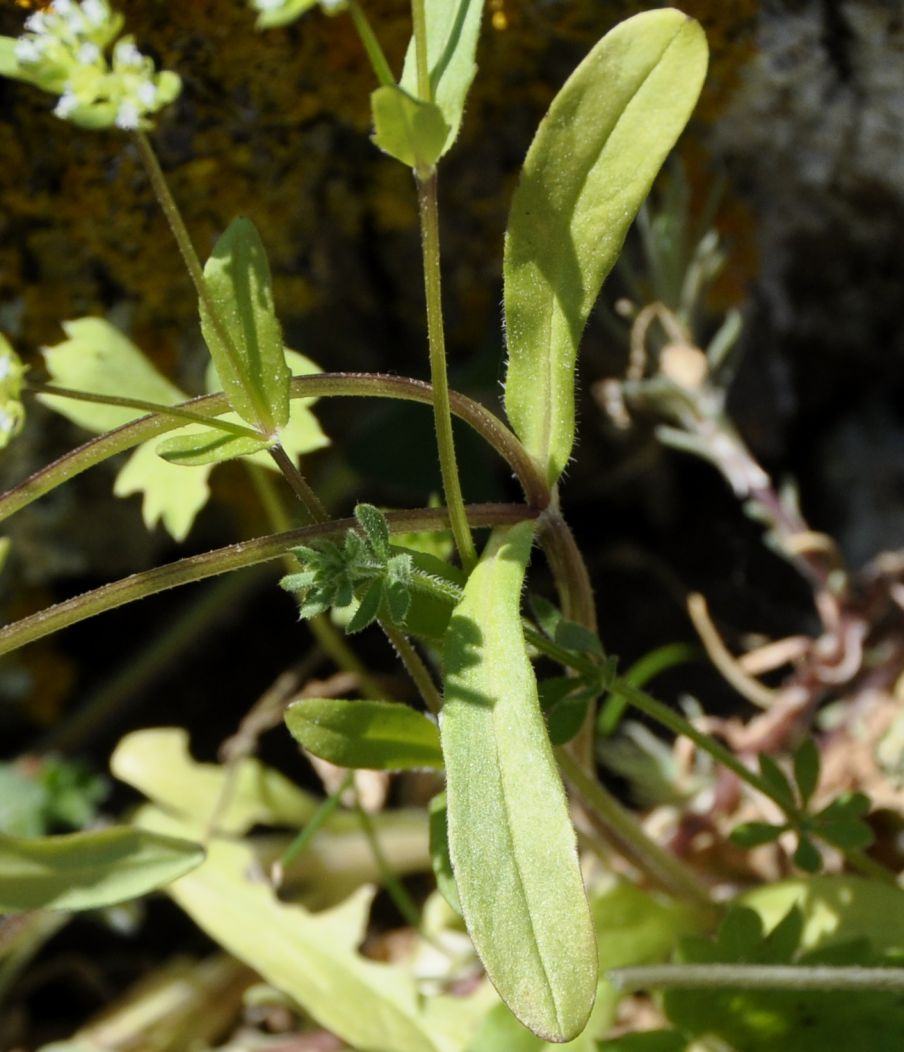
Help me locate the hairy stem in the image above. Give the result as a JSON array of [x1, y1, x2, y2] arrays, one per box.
[[610, 964, 904, 994]]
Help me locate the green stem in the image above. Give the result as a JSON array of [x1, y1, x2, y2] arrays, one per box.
[[2, 372, 548, 525], [0, 504, 531, 659], [557, 748, 714, 913], [28, 383, 262, 441], [610, 964, 904, 994], [411, 0, 432, 102], [348, 1, 395, 87], [267, 442, 328, 523], [134, 131, 275, 433], [614, 679, 896, 884], [382, 623, 443, 716], [272, 771, 354, 885], [416, 172, 476, 571], [354, 794, 424, 932]]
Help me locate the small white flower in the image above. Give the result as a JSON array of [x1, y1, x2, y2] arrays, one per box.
[[14, 38, 43, 65], [54, 0, 75, 13], [136, 80, 157, 107], [77, 41, 101, 64], [114, 98, 140, 129], [115, 41, 142, 67], [24, 11, 48, 33], [54, 89, 79, 117], [81, 0, 109, 26]]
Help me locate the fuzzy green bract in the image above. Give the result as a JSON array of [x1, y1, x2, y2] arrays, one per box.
[[371, 85, 450, 171], [441, 522, 597, 1041], [200, 217, 290, 433], [285, 698, 444, 770], [503, 9, 708, 485], [398, 0, 485, 160], [0, 826, 203, 913]]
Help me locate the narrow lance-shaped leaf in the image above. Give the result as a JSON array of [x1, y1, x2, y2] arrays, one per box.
[[200, 217, 290, 432], [0, 826, 204, 913], [285, 698, 444, 770], [442, 521, 597, 1041], [503, 10, 708, 485], [398, 0, 485, 160]]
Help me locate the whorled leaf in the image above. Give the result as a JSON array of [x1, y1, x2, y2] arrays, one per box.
[[285, 698, 444, 770], [398, 0, 485, 160], [0, 826, 204, 913], [503, 10, 708, 485], [442, 522, 597, 1041]]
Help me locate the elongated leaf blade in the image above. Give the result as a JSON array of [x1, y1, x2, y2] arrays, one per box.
[[286, 698, 444, 770], [0, 826, 204, 913], [200, 217, 289, 430], [503, 10, 708, 484], [156, 427, 270, 467], [442, 522, 597, 1041], [399, 0, 485, 158]]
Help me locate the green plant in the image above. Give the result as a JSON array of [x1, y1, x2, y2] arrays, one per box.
[[1, 3, 902, 1050]]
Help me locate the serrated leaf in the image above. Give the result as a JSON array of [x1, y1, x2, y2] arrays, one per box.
[[503, 10, 708, 484], [111, 728, 320, 836], [729, 821, 784, 849], [792, 739, 820, 806], [156, 428, 269, 466], [0, 826, 203, 913], [371, 85, 450, 170], [39, 317, 184, 431], [442, 522, 597, 1041], [139, 810, 484, 1052], [398, 0, 485, 160], [200, 217, 289, 431], [113, 439, 213, 542], [429, 793, 462, 916], [285, 698, 444, 770], [757, 754, 796, 810]]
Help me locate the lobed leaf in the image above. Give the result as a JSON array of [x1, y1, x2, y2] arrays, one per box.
[[0, 826, 203, 913], [442, 522, 597, 1041], [503, 10, 708, 484], [200, 217, 290, 431], [399, 0, 485, 160], [286, 698, 444, 770]]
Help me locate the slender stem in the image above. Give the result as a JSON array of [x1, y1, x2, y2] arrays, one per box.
[[416, 173, 476, 571], [557, 748, 714, 913], [610, 964, 904, 994], [411, 0, 432, 102], [2, 372, 549, 525], [134, 131, 275, 433], [348, 1, 395, 87], [354, 793, 424, 932], [267, 442, 328, 523], [28, 383, 262, 441], [272, 771, 354, 886], [0, 504, 533, 659], [382, 623, 443, 715]]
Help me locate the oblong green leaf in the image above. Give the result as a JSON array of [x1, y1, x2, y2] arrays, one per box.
[[200, 217, 289, 431], [503, 10, 708, 484], [0, 826, 204, 913], [371, 85, 450, 170], [399, 0, 485, 159], [286, 698, 443, 770], [442, 522, 597, 1041], [156, 427, 270, 467]]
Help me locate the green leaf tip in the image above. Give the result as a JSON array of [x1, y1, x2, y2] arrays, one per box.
[[503, 9, 708, 485], [441, 521, 597, 1040]]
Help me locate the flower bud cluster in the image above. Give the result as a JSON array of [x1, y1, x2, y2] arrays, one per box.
[[0, 335, 27, 451], [11, 0, 180, 131], [250, 0, 347, 31]]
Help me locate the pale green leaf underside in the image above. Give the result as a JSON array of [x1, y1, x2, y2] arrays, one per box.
[[200, 216, 290, 430], [371, 85, 450, 170], [399, 0, 485, 159], [156, 428, 269, 467], [441, 521, 597, 1041], [139, 807, 484, 1052], [285, 698, 443, 770], [0, 826, 204, 913], [114, 439, 213, 541], [503, 9, 709, 485]]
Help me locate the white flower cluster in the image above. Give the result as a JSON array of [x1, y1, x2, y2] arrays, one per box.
[[250, 0, 347, 31], [10, 0, 180, 131], [0, 335, 26, 451]]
